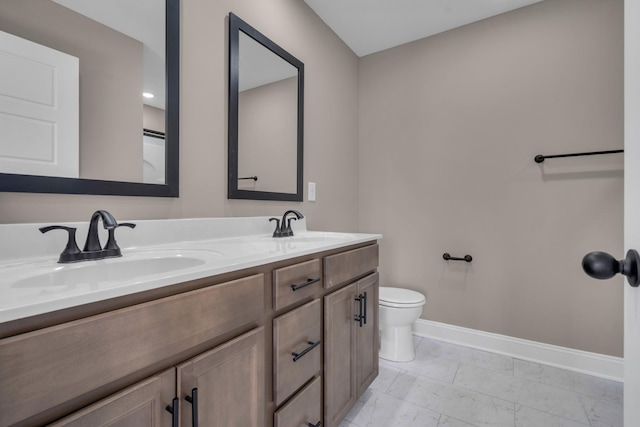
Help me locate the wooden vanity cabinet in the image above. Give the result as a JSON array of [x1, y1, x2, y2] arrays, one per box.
[[323, 267, 379, 427], [49, 369, 176, 427], [273, 299, 322, 406], [50, 327, 265, 427], [274, 376, 322, 427], [177, 327, 265, 427], [324, 244, 378, 290], [355, 272, 379, 397], [0, 241, 379, 427], [273, 259, 322, 311], [0, 274, 264, 427], [269, 244, 379, 427], [323, 282, 358, 426]]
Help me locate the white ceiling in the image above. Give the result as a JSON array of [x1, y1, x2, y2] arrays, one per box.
[[303, 0, 545, 57]]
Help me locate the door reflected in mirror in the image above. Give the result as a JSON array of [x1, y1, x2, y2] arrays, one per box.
[[0, 0, 179, 197], [228, 13, 304, 201], [143, 129, 166, 185]]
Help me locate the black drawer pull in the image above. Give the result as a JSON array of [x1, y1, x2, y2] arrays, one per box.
[[185, 388, 198, 427], [307, 422, 322, 427], [291, 277, 321, 291], [292, 339, 321, 362], [165, 397, 179, 427]]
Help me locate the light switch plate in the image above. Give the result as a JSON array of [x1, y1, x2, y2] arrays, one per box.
[[308, 182, 316, 201]]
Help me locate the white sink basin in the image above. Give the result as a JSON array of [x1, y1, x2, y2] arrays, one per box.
[[10, 252, 212, 289]]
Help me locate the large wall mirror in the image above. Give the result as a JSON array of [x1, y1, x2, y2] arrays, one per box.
[[0, 0, 179, 197], [228, 13, 304, 201]]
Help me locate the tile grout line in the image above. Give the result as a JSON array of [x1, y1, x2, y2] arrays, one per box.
[[517, 401, 593, 427], [456, 362, 603, 425], [577, 393, 595, 427], [451, 361, 462, 385], [512, 357, 623, 406]]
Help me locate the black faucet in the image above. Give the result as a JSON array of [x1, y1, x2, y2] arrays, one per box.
[[40, 210, 136, 263], [269, 210, 304, 238], [83, 210, 118, 253]]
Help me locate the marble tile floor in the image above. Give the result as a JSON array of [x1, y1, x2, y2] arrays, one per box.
[[340, 336, 623, 427]]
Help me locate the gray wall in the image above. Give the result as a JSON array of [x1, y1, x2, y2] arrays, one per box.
[[358, 0, 624, 356]]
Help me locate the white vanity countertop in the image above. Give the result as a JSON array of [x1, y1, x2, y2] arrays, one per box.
[[0, 217, 381, 323]]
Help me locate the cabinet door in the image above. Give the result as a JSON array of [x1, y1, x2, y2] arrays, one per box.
[[49, 369, 175, 427], [356, 272, 379, 397], [323, 283, 357, 427], [177, 327, 265, 427]]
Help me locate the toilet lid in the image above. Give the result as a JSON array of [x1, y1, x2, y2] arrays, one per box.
[[379, 287, 426, 307]]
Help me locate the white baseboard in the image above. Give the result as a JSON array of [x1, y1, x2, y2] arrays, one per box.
[[412, 319, 623, 382]]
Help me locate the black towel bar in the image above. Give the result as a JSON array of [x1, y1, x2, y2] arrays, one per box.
[[534, 149, 623, 163], [443, 253, 472, 262]]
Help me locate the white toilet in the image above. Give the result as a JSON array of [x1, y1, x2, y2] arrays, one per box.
[[378, 287, 426, 362]]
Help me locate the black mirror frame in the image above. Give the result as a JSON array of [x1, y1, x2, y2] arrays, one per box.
[[228, 12, 304, 202], [0, 0, 180, 197]]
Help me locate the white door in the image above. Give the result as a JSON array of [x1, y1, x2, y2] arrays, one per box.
[[625, 0, 640, 424], [0, 30, 79, 178]]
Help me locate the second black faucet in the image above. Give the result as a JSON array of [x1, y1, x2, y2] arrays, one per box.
[[270, 210, 304, 238]]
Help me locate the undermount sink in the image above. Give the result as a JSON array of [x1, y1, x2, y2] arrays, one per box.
[[10, 252, 212, 289]]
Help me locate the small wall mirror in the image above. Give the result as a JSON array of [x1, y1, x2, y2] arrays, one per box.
[[0, 0, 179, 197], [228, 13, 304, 201]]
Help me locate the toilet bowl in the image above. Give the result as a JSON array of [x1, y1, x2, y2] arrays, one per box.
[[378, 287, 426, 362]]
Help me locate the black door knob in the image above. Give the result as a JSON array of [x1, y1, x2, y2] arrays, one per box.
[[582, 250, 640, 287]]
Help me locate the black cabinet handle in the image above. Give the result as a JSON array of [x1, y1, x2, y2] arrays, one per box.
[[354, 294, 364, 327], [362, 292, 367, 325], [165, 397, 179, 427], [291, 277, 321, 291], [307, 422, 322, 427], [292, 339, 321, 362], [185, 388, 198, 427]]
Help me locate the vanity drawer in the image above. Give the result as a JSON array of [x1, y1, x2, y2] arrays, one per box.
[[273, 258, 322, 310], [274, 376, 322, 427], [324, 244, 379, 289], [273, 299, 322, 406], [0, 274, 265, 427]]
